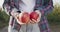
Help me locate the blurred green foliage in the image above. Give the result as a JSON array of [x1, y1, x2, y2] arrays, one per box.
[[0, 10, 9, 28], [47, 5, 60, 25]]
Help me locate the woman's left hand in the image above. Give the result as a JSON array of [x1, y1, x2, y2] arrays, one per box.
[[30, 10, 41, 24]]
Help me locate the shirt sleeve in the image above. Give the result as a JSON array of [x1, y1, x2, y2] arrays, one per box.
[[3, 0, 21, 16], [34, 0, 54, 16]]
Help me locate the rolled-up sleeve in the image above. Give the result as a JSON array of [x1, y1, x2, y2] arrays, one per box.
[[3, 0, 21, 16], [35, 0, 54, 16]]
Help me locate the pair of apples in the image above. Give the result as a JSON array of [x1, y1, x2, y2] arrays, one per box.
[[18, 11, 39, 23]]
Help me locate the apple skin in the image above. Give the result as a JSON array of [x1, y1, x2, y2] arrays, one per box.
[[30, 12, 39, 21], [18, 12, 30, 23]]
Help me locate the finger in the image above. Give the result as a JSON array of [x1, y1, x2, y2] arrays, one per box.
[[35, 10, 41, 14], [18, 22, 26, 25], [37, 18, 40, 23], [35, 10, 41, 19], [29, 20, 36, 24], [35, 10, 41, 22], [32, 19, 37, 23], [36, 17, 41, 23], [17, 20, 26, 25], [37, 12, 41, 22], [27, 21, 30, 23], [31, 19, 40, 24], [30, 21, 34, 24]]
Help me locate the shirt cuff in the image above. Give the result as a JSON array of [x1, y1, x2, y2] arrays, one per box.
[[11, 8, 21, 16]]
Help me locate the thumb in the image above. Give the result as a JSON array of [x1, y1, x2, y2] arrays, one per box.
[[16, 13, 26, 25], [32, 19, 36, 22]]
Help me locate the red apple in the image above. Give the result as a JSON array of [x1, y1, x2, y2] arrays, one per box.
[[30, 11, 39, 21], [18, 12, 30, 23]]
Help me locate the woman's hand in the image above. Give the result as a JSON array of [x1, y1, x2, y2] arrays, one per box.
[[11, 11, 27, 25], [30, 10, 41, 24]]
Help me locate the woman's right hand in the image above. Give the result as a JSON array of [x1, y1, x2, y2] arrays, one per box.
[[11, 11, 26, 25], [16, 12, 27, 25]]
